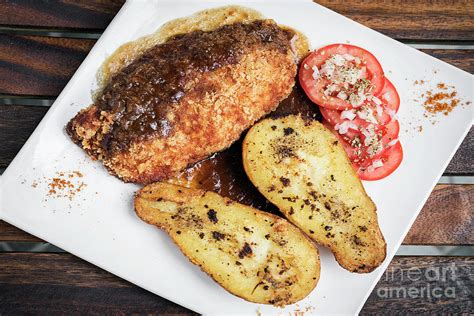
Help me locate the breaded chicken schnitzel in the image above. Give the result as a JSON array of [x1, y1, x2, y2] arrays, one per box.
[[67, 20, 298, 184]]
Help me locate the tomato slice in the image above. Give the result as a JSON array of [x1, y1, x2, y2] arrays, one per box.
[[355, 142, 403, 181], [319, 106, 346, 126], [319, 78, 400, 128], [356, 120, 400, 162], [380, 120, 399, 145], [378, 78, 400, 112], [323, 119, 399, 161], [374, 78, 400, 123], [323, 120, 359, 159], [299, 44, 384, 110], [323, 119, 402, 180]]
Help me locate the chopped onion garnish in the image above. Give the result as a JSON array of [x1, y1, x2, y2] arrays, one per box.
[[383, 92, 391, 102], [343, 54, 355, 61], [387, 139, 399, 147], [375, 104, 383, 117], [340, 110, 356, 120], [311, 66, 320, 80], [337, 91, 349, 101], [372, 159, 384, 169], [372, 96, 382, 106], [320, 54, 364, 86], [360, 127, 370, 138], [357, 106, 378, 124], [349, 93, 365, 106], [386, 108, 398, 120], [357, 109, 368, 119], [360, 125, 377, 146], [324, 83, 338, 96], [335, 121, 358, 135], [303, 63, 310, 70], [332, 54, 346, 66], [320, 61, 335, 77]]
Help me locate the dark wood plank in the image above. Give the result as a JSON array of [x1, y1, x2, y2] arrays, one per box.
[[0, 252, 195, 315], [0, 0, 124, 30], [1, 184, 472, 244], [317, 0, 474, 41], [403, 184, 473, 245], [1, 1, 473, 41], [0, 253, 471, 314], [362, 256, 473, 314], [0, 34, 95, 96], [445, 127, 474, 176], [0, 220, 42, 242], [420, 49, 474, 76], [0, 105, 49, 168]]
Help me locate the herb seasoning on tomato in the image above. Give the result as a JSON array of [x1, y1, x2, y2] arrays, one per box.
[[300, 44, 403, 181], [299, 44, 384, 110], [320, 78, 400, 128]]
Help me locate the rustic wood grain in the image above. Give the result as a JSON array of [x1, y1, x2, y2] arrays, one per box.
[[403, 185, 473, 245], [0, 221, 42, 242], [362, 256, 473, 314], [444, 128, 474, 176], [0, 2, 471, 314], [0, 34, 472, 97], [420, 49, 474, 76], [316, 0, 474, 41], [1, 1, 473, 41], [0, 253, 471, 314], [0, 253, 195, 315], [0, 0, 124, 30], [1, 35, 473, 97], [1, 184, 472, 244], [0, 105, 49, 168], [0, 34, 95, 96]]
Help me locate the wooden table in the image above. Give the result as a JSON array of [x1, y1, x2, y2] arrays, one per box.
[[0, 1, 472, 314]]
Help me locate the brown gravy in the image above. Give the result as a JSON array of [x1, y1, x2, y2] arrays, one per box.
[[96, 20, 295, 155], [94, 5, 314, 199]]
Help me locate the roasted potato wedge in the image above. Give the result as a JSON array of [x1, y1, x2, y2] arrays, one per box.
[[135, 182, 320, 306], [242, 115, 386, 273]]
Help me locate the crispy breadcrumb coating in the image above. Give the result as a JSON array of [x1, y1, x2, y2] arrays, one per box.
[[67, 20, 297, 184]]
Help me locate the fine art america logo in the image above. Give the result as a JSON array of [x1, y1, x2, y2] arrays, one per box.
[[377, 263, 457, 299]]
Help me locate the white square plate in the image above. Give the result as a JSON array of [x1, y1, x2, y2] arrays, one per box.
[[1, 0, 472, 314]]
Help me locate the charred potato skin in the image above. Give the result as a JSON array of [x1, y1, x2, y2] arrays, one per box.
[[242, 115, 386, 273], [135, 182, 320, 306]]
